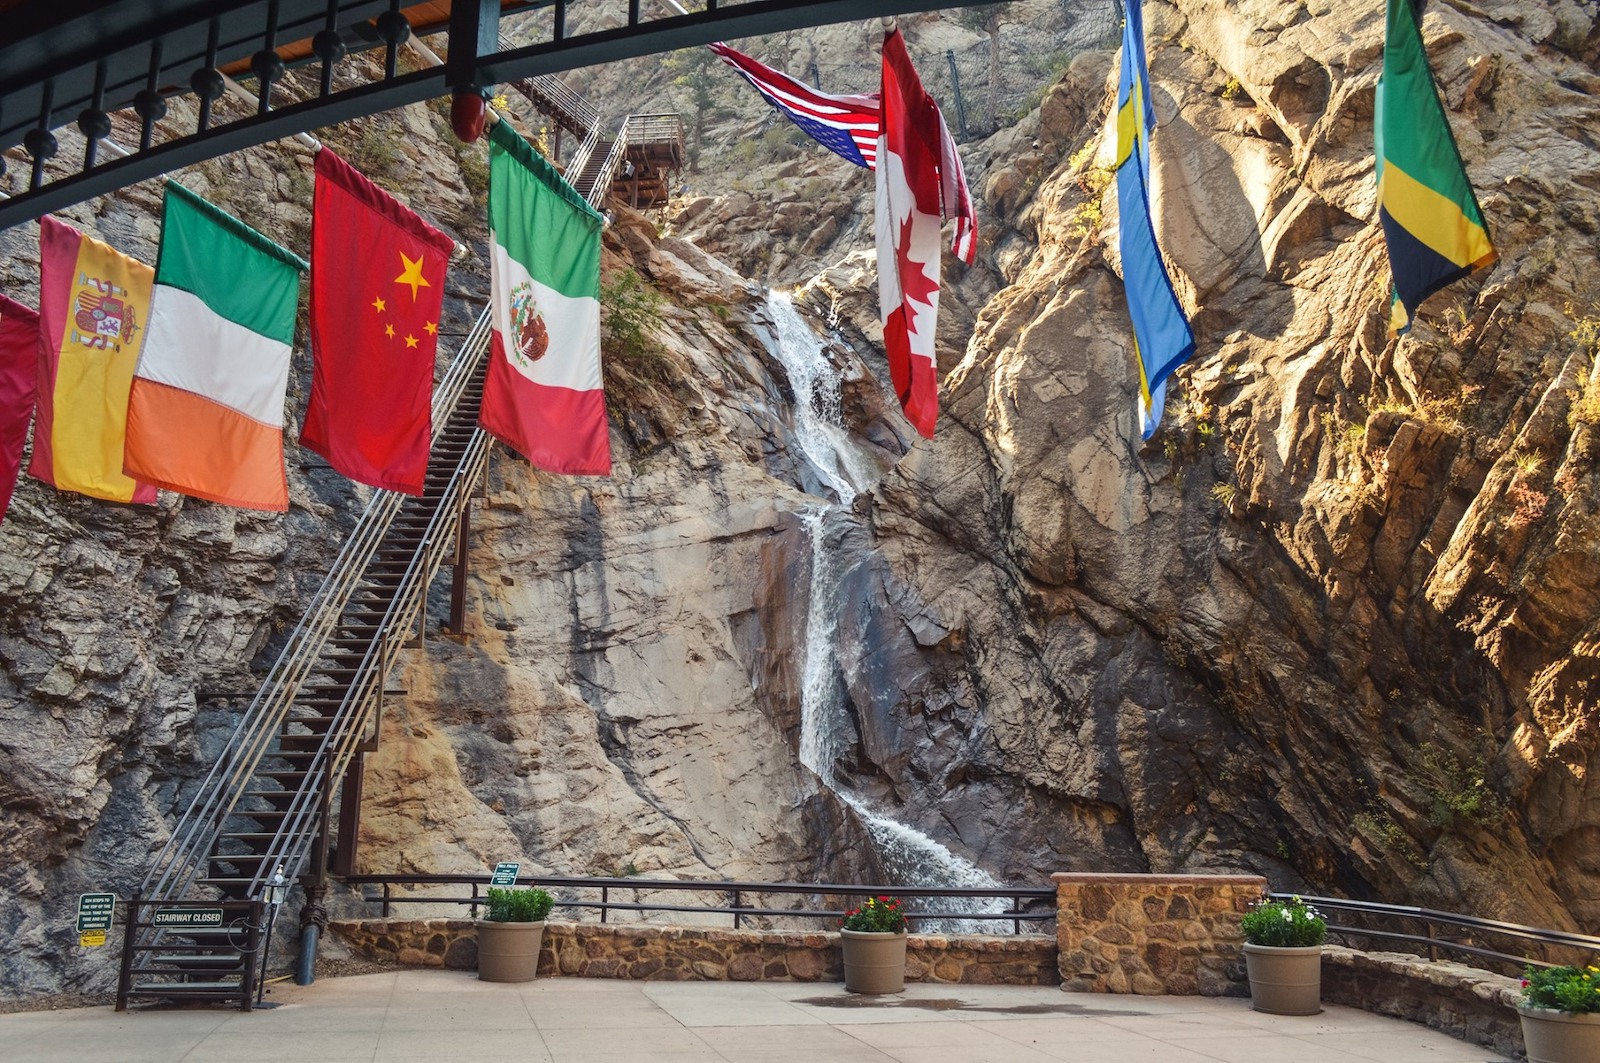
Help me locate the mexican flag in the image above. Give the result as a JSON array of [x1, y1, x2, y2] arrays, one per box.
[[479, 119, 610, 476], [124, 182, 307, 511]]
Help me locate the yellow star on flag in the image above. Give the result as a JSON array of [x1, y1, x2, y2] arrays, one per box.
[[394, 251, 431, 301], [385, 323, 395, 339], [372, 296, 386, 313], [404, 334, 419, 349], [425, 321, 438, 336]]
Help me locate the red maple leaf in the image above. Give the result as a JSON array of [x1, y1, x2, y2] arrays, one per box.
[[895, 211, 940, 310]]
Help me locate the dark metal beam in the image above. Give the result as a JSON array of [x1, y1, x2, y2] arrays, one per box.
[[444, 0, 503, 90], [0, 0, 970, 233], [0, 66, 443, 231]]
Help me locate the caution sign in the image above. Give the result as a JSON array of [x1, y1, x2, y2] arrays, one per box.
[[79, 930, 107, 948]]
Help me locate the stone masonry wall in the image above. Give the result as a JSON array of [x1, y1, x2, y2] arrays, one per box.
[[328, 919, 1060, 985], [1052, 873, 1268, 996], [1321, 946, 1524, 1059]]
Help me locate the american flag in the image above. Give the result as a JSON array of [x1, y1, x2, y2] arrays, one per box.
[[709, 42, 880, 170]]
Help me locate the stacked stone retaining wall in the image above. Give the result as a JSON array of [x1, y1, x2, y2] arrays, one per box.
[[1321, 946, 1524, 1059], [328, 919, 1060, 985], [1051, 872, 1267, 995]]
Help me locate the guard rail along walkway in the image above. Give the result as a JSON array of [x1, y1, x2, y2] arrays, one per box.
[[116, 309, 496, 1012]]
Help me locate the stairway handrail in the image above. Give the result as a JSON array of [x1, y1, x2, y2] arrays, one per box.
[[239, 381, 493, 895], [518, 74, 600, 138], [583, 131, 629, 208], [496, 31, 600, 138], [565, 125, 604, 185], [140, 307, 494, 904]]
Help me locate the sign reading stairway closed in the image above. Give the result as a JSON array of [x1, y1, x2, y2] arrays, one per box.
[[152, 908, 224, 928]]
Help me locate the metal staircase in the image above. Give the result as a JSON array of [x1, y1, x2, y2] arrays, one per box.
[[509, 71, 600, 140], [116, 310, 496, 1011], [565, 114, 685, 210], [567, 130, 623, 206]]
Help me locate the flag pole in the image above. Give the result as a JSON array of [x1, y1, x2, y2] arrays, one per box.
[[220, 74, 322, 151]]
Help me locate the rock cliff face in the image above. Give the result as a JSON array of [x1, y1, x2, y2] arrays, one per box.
[[2, 0, 1599, 1005]]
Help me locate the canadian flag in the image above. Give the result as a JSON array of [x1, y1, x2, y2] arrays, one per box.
[[875, 28, 976, 439]]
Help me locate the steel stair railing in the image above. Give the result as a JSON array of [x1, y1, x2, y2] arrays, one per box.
[[581, 134, 628, 208], [231, 349, 493, 897], [138, 307, 494, 908]]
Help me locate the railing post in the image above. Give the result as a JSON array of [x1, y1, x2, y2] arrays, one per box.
[[1014, 894, 1022, 935], [382, 882, 392, 918], [601, 886, 609, 924], [731, 890, 741, 929], [115, 891, 140, 1012], [470, 882, 480, 920], [1426, 920, 1437, 962], [241, 902, 263, 1013]]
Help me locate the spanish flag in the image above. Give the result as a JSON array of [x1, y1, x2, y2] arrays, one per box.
[[31, 218, 157, 504], [1376, 0, 1495, 333]]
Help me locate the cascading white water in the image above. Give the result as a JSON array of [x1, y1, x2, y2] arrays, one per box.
[[765, 291, 876, 506], [765, 291, 1004, 928]]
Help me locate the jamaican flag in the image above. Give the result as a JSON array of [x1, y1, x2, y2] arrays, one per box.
[[1376, 0, 1495, 334]]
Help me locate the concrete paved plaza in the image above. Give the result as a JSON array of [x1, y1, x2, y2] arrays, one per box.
[[0, 971, 1513, 1062]]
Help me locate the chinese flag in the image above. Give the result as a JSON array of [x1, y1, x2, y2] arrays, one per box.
[[303, 148, 452, 494]]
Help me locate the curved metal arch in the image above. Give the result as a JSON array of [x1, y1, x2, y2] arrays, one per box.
[[0, 0, 963, 232]]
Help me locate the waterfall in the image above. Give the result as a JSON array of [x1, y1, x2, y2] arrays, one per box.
[[765, 291, 876, 506], [764, 291, 1004, 929]]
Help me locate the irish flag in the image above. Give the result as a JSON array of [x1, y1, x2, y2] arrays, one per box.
[[124, 183, 306, 511], [479, 118, 610, 476]]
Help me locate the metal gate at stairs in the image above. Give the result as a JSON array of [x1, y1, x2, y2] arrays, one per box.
[[116, 309, 495, 1012]]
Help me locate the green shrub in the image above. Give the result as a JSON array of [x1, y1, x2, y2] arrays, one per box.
[[1522, 963, 1600, 1013], [1240, 896, 1326, 947], [485, 886, 554, 923], [601, 268, 665, 362]]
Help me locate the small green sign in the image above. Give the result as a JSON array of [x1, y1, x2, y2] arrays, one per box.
[[489, 862, 521, 887], [152, 908, 224, 928], [76, 893, 116, 934]]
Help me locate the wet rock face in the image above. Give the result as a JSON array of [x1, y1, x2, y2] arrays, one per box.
[[4, 0, 1600, 1006], [819, 0, 1600, 929]]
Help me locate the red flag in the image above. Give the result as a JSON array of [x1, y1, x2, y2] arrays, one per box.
[[0, 295, 39, 522], [876, 30, 950, 438], [303, 148, 452, 494]]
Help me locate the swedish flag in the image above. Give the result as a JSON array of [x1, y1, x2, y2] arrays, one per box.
[[1376, 0, 1496, 333], [1116, 0, 1194, 439]]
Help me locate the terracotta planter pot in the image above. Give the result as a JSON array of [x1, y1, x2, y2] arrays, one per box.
[[475, 919, 545, 983], [1242, 943, 1322, 1015], [841, 929, 907, 994], [1518, 1004, 1600, 1063]]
